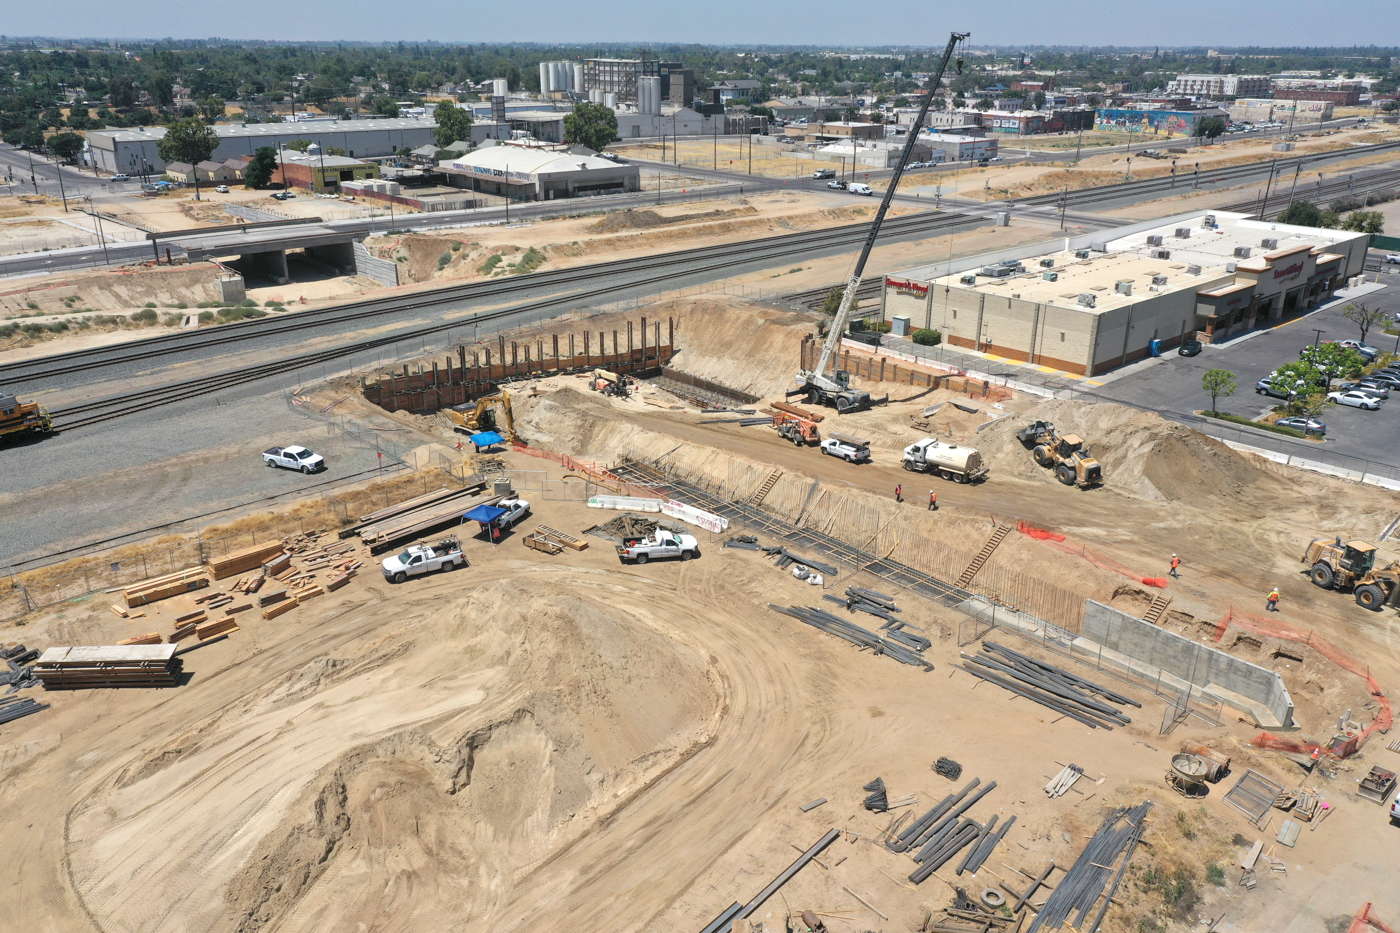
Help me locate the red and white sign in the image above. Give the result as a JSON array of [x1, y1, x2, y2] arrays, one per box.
[[886, 277, 929, 296], [1273, 260, 1305, 281]]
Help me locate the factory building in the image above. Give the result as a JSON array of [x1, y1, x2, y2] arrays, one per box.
[[86, 118, 438, 176], [275, 153, 380, 193], [880, 211, 1367, 376], [441, 143, 640, 200], [539, 61, 586, 96], [582, 59, 682, 104]]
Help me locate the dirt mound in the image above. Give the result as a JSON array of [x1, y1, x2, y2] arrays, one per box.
[[66, 579, 718, 933], [975, 398, 1280, 501]]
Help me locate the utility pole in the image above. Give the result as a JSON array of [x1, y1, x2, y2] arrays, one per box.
[[1258, 160, 1278, 219], [1059, 186, 1068, 230], [86, 196, 110, 265], [54, 153, 68, 211], [1075, 127, 1083, 162], [1285, 163, 1301, 211]]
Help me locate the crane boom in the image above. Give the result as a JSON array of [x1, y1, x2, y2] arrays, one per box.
[[801, 31, 969, 392]]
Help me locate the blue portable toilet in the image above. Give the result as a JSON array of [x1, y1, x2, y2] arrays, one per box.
[[1149, 339, 1162, 357]]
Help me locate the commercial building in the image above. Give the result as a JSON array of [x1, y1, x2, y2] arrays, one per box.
[[879, 211, 1367, 376], [1093, 107, 1229, 137], [918, 132, 998, 161], [1164, 74, 1272, 97], [441, 143, 640, 200], [613, 103, 705, 139], [710, 79, 762, 104], [1228, 98, 1334, 124], [783, 121, 883, 144], [582, 59, 682, 104], [1273, 85, 1363, 106], [276, 153, 381, 193], [86, 118, 439, 175], [980, 111, 1046, 135]]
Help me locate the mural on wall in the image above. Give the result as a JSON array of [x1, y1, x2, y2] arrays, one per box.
[[1093, 108, 1199, 137]]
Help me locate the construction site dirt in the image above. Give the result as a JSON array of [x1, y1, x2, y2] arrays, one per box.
[[3, 292, 1398, 933]]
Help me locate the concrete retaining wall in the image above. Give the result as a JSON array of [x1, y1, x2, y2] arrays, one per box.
[[353, 239, 399, 287], [1082, 600, 1293, 727]]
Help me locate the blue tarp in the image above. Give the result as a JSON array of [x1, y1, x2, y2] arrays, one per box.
[[464, 504, 508, 524], [470, 431, 504, 447]]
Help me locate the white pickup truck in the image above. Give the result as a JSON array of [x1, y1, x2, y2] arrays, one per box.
[[616, 529, 700, 564], [381, 537, 465, 582], [263, 445, 326, 474], [494, 497, 532, 530]]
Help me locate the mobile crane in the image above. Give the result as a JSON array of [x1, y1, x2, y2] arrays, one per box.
[[791, 30, 970, 414]]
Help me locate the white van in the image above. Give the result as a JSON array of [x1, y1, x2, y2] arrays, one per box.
[[849, 183, 874, 196]]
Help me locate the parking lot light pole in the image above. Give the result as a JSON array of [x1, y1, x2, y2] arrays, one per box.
[[1312, 328, 1326, 347]]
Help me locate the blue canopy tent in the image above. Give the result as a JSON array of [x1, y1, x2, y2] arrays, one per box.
[[470, 431, 504, 451], [463, 503, 509, 542]]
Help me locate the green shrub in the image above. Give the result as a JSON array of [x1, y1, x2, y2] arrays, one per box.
[[1202, 410, 1309, 439], [451, 240, 463, 251], [912, 328, 942, 346], [478, 254, 503, 274], [75, 318, 92, 329], [1206, 863, 1225, 886], [20, 323, 44, 336], [25, 301, 37, 310], [438, 252, 452, 267], [46, 320, 69, 333], [198, 310, 215, 323], [173, 302, 187, 309], [144, 302, 157, 308], [239, 298, 257, 307], [131, 308, 158, 325], [511, 247, 546, 275], [264, 300, 285, 307]]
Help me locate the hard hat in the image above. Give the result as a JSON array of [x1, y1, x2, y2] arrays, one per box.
[[1172, 553, 1176, 557]]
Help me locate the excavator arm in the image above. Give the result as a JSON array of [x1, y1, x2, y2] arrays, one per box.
[[801, 30, 969, 389]]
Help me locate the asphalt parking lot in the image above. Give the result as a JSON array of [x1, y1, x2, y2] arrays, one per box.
[[1093, 265, 1400, 468]]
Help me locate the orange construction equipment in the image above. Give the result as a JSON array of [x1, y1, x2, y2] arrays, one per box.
[[771, 412, 821, 446]]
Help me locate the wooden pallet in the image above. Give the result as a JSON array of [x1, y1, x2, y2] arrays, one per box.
[[524, 533, 564, 555], [956, 524, 1013, 588], [535, 525, 588, 550], [1143, 593, 1173, 626]]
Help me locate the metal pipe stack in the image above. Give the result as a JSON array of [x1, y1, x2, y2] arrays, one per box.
[[884, 776, 1013, 884], [957, 641, 1139, 730], [767, 604, 933, 670], [1027, 801, 1153, 933]]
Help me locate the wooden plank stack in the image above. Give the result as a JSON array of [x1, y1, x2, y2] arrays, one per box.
[[352, 489, 502, 552], [338, 476, 487, 540], [33, 645, 182, 689], [209, 541, 285, 580], [535, 525, 588, 550], [524, 532, 563, 555], [124, 568, 209, 607]]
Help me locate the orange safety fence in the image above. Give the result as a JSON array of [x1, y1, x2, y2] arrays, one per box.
[[1031, 534, 1168, 588], [509, 440, 619, 481], [1214, 605, 1393, 757], [1351, 904, 1399, 933], [1016, 521, 1065, 542]]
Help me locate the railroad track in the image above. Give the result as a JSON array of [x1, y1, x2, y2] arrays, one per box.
[[0, 208, 985, 387], [1218, 166, 1400, 217], [782, 279, 883, 311], [45, 212, 998, 432], [1013, 138, 1400, 210]]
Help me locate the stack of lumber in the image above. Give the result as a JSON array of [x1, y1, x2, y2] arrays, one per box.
[[339, 476, 487, 540], [33, 645, 182, 689], [117, 632, 163, 646], [209, 541, 285, 580], [124, 567, 208, 607], [524, 532, 564, 555], [195, 618, 239, 639], [354, 490, 502, 552], [1273, 789, 1324, 821]]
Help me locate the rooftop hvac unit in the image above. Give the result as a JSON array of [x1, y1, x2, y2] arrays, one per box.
[[1078, 292, 1097, 308], [1151, 248, 1171, 260], [960, 274, 977, 284], [1146, 234, 1164, 246], [1151, 274, 1168, 286], [1039, 257, 1055, 268], [1043, 271, 1059, 282], [1174, 227, 1192, 239], [1203, 213, 1217, 227], [1115, 280, 1133, 296], [1226, 262, 1237, 273], [1261, 237, 1279, 249], [1186, 264, 1202, 275], [1074, 249, 1091, 259], [1090, 243, 1107, 252], [1234, 246, 1251, 258]]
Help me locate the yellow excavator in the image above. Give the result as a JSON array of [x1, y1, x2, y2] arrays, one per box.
[[1302, 537, 1400, 611], [448, 391, 515, 442]]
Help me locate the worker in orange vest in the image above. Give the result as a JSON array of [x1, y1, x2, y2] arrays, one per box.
[[1266, 587, 1280, 612], [1169, 554, 1181, 579], [928, 490, 938, 512], [895, 483, 903, 503]]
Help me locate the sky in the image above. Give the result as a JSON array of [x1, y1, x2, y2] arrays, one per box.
[[4, 0, 1400, 49]]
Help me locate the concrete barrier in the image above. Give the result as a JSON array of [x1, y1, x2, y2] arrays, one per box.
[[662, 500, 729, 533], [586, 496, 664, 512]]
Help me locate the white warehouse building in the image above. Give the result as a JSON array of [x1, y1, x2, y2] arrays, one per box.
[[440, 143, 640, 200]]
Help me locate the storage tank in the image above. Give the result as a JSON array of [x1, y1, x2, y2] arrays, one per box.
[[573, 63, 584, 92], [604, 93, 617, 109], [552, 62, 566, 94], [901, 438, 989, 483], [590, 89, 604, 104], [539, 62, 551, 94], [493, 78, 508, 97], [637, 76, 661, 115]]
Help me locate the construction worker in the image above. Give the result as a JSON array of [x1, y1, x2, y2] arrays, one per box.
[[1267, 586, 1280, 612], [895, 483, 903, 503], [928, 490, 938, 511], [1169, 554, 1181, 579]]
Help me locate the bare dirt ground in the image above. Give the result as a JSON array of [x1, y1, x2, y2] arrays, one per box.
[[3, 294, 1399, 933]]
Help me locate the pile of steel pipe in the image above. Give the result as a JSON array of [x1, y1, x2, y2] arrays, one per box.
[[762, 546, 838, 577], [957, 642, 1138, 730], [768, 604, 932, 670], [1027, 801, 1153, 933], [0, 696, 49, 725], [889, 777, 1014, 885], [696, 417, 771, 426]]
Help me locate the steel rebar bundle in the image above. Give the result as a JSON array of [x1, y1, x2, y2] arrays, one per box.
[[1026, 801, 1153, 933], [767, 604, 933, 670]]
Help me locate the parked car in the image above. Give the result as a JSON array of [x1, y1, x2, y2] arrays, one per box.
[[1339, 339, 1378, 357], [214, 185, 229, 193], [821, 435, 871, 463], [1343, 381, 1391, 399], [1255, 376, 1297, 400], [1177, 339, 1203, 357], [1363, 371, 1400, 388], [1384, 254, 1400, 264], [1275, 416, 1327, 436], [1329, 390, 1383, 410], [271, 191, 295, 200], [827, 180, 847, 190]]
